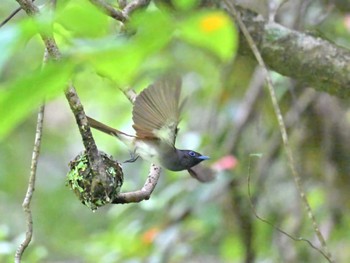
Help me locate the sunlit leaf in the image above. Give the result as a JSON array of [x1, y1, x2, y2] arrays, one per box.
[[308, 187, 325, 209], [178, 11, 238, 61], [53, 22, 74, 47], [0, 61, 74, 140], [220, 236, 244, 261]]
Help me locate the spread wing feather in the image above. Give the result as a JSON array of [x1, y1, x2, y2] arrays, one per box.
[[132, 77, 183, 146]]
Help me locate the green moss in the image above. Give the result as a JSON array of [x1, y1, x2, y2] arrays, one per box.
[[66, 151, 124, 211]]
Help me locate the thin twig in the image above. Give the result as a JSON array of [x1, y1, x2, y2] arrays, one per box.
[[120, 87, 137, 103], [15, 47, 49, 263], [0, 0, 38, 28], [89, 0, 126, 22], [0, 7, 21, 28], [224, 1, 333, 262], [122, 0, 151, 18], [247, 155, 332, 262], [14, 104, 45, 263]]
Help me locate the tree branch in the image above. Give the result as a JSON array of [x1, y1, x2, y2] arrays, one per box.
[[89, 0, 151, 22], [112, 164, 161, 204], [64, 84, 110, 183], [89, 0, 126, 22], [234, 6, 350, 98], [14, 105, 45, 263]]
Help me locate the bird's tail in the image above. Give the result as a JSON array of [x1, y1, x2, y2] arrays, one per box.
[[187, 164, 216, 183], [87, 116, 134, 141]]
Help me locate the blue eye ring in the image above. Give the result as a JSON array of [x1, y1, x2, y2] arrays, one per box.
[[188, 151, 196, 157]]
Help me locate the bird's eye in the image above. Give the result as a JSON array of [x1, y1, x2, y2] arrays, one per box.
[[188, 151, 196, 157]]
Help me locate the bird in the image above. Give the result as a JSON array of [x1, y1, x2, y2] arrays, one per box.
[[87, 77, 213, 182]]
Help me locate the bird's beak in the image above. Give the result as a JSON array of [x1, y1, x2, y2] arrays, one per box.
[[197, 155, 210, 160]]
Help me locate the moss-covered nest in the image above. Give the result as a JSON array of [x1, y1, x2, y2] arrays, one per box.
[[66, 151, 123, 211]]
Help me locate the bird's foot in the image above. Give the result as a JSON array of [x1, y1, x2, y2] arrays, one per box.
[[123, 152, 140, 163]]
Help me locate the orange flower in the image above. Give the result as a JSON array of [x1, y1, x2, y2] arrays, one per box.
[[200, 13, 227, 33], [142, 227, 160, 244]]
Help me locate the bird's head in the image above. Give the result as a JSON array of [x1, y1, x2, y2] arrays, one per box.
[[178, 150, 210, 169]]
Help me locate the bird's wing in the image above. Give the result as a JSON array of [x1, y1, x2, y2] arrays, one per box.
[[132, 77, 184, 146]]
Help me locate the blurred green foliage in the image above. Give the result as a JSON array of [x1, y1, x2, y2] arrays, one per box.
[[1, 0, 350, 263], [0, 0, 237, 140]]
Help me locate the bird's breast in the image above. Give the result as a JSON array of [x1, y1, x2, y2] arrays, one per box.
[[133, 139, 181, 170], [133, 139, 161, 164]]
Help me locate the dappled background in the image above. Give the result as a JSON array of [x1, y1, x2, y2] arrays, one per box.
[[1, 0, 350, 262]]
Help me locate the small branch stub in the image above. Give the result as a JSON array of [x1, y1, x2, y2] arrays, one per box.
[[66, 151, 123, 211]]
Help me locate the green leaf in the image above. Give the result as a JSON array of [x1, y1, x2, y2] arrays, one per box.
[[55, 0, 109, 38], [0, 61, 74, 140], [178, 11, 238, 61], [173, 0, 199, 10], [220, 236, 244, 261], [71, 10, 173, 85]]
